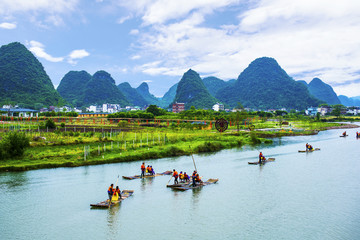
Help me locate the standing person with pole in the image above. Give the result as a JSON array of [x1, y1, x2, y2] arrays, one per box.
[[172, 169, 179, 184], [107, 184, 114, 204], [141, 162, 145, 178]]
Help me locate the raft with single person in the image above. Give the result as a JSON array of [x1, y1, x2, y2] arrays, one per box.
[[298, 148, 320, 153], [248, 158, 275, 165], [170, 178, 219, 191], [90, 190, 134, 208], [340, 135, 348, 137], [122, 171, 172, 180]]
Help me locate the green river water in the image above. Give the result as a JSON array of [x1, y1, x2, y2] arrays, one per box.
[[1, 127, 360, 240]]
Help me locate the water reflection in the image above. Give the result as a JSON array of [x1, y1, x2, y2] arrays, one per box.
[[140, 177, 154, 191], [106, 204, 122, 240], [0, 172, 28, 190]]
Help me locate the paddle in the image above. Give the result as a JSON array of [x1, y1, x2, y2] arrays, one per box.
[[189, 146, 197, 172], [167, 174, 173, 185]]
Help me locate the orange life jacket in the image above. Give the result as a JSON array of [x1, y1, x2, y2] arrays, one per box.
[[173, 171, 178, 177], [141, 164, 145, 170]]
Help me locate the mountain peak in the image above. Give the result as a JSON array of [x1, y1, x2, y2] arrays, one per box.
[[0, 41, 64, 108], [137, 82, 149, 93], [173, 69, 217, 109]]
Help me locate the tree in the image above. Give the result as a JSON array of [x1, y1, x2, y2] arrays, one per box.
[[331, 104, 345, 118], [0, 131, 30, 159], [146, 105, 166, 116]]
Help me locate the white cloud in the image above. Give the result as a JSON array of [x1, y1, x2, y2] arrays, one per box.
[[67, 49, 90, 65], [28, 41, 64, 62], [130, 29, 139, 35], [69, 49, 90, 59], [0, 0, 79, 28], [0, 0, 79, 15], [0, 22, 16, 29], [117, 15, 132, 24], [131, 55, 141, 60], [124, 0, 360, 96]]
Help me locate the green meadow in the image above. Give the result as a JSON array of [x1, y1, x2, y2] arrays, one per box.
[[0, 116, 356, 171]]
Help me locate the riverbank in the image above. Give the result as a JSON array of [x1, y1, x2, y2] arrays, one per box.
[[0, 122, 358, 172]]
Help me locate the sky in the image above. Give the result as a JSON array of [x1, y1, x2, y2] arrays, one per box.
[[0, 0, 360, 98]]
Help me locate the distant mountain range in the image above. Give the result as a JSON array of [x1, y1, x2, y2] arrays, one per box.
[[216, 57, 322, 109], [1, 41, 359, 110], [299, 78, 341, 105]]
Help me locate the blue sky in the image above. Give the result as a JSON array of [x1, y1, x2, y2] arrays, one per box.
[[0, 0, 359, 97]]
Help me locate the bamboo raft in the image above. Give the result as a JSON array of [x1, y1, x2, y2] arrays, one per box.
[[167, 181, 191, 188], [248, 158, 275, 165], [90, 190, 134, 208], [122, 171, 172, 180], [298, 148, 320, 153], [170, 179, 218, 191], [340, 135, 348, 137]]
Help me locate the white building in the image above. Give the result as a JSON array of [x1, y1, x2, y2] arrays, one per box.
[[346, 107, 360, 115], [212, 103, 224, 111]]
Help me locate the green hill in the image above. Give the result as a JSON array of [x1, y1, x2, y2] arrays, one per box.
[[0, 42, 64, 108], [83, 71, 129, 106], [203, 76, 234, 97], [117, 82, 148, 107], [338, 95, 360, 107], [307, 78, 340, 105], [57, 70, 92, 107], [160, 83, 178, 108], [136, 82, 160, 106], [216, 57, 322, 110], [173, 69, 218, 110]]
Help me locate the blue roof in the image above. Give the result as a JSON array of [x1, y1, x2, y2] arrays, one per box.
[[0, 108, 38, 112]]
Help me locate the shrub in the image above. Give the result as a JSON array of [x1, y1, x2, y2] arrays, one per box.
[[60, 123, 65, 128], [0, 131, 30, 159], [45, 119, 56, 129], [195, 142, 224, 153]]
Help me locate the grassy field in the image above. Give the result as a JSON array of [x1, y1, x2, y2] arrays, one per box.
[[0, 117, 356, 171]]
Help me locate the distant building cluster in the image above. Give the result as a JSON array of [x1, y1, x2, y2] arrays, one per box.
[[305, 106, 360, 116]]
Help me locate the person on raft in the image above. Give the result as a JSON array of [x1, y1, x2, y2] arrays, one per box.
[[114, 186, 122, 200], [179, 171, 184, 182], [183, 172, 190, 182], [192, 171, 197, 186], [149, 166, 155, 175], [173, 169, 179, 184], [343, 131, 347, 136], [259, 152, 265, 164], [141, 162, 145, 178], [195, 174, 202, 184], [357, 132, 359, 138], [108, 184, 114, 202], [306, 143, 313, 151]]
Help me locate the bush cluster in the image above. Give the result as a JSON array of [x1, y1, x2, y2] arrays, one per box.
[[0, 131, 30, 160]]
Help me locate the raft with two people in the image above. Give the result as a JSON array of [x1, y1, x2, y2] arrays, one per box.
[[298, 143, 320, 152], [248, 158, 275, 165], [340, 131, 348, 137], [248, 151, 275, 165], [170, 178, 219, 191], [122, 171, 172, 180], [90, 190, 134, 208], [298, 148, 320, 153]]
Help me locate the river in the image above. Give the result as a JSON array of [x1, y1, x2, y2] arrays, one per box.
[[0, 127, 360, 240]]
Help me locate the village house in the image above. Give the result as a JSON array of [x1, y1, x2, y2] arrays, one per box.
[[212, 103, 224, 112], [172, 102, 185, 113]]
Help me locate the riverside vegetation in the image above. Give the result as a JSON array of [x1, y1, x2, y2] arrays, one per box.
[[0, 113, 358, 171]]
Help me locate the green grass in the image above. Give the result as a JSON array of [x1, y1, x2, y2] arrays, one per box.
[[0, 118, 352, 171]]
